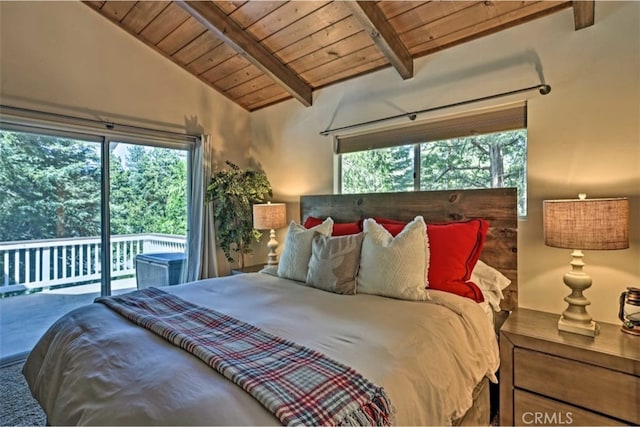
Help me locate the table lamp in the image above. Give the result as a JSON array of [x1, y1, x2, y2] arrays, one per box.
[[253, 202, 287, 266], [543, 194, 629, 337]]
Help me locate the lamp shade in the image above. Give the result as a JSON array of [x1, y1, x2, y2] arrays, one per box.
[[253, 203, 287, 230], [543, 196, 629, 250]]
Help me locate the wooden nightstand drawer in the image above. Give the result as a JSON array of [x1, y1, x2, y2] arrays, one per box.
[[514, 347, 639, 423], [500, 309, 640, 427], [513, 390, 626, 426]]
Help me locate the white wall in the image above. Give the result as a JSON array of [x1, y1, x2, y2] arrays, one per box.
[[0, 1, 254, 275], [252, 1, 640, 325]]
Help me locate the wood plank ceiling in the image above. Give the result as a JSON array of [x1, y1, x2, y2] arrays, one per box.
[[84, 1, 594, 112]]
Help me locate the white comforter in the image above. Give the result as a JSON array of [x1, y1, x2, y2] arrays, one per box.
[[23, 272, 499, 426]]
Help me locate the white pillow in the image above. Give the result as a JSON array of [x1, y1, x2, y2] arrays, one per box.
[[471, 260, 511, 312], [357, 216, 429, 301], [277, 218, 333, 282]]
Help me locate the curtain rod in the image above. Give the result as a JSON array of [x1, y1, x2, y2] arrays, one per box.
[[0, 104, 199, 141], [319, 83, 551, 137]]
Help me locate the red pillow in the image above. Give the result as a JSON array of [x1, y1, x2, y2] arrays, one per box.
[[372, 217, 407, 236], [303, 216, 362, 236], [429, 279, 485, 302], [426, 219, 489, 303]]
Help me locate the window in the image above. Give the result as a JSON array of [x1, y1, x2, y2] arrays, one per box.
[[341, 145, 415, 193], [338, 104, 528, 216], [0, 128, 191, 297]]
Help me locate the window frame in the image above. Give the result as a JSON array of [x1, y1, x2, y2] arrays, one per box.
[[336, 103, 528, 217]]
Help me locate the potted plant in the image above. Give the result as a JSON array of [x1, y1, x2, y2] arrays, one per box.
[[206, 161, 272, 268]]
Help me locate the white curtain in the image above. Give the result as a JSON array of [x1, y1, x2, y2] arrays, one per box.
[[185, 134, 218, 281]]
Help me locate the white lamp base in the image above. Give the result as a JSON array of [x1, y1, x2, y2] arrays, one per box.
[[558, 317, 600, 337], [266, 229, 279, 266], [557, 249, 600, 337]]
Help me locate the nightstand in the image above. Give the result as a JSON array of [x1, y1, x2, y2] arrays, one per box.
[[231, 264, 267, 275], [500, 308, 640, 426]]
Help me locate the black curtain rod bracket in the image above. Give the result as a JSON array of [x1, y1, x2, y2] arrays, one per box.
[[320, 83, 551, 137]]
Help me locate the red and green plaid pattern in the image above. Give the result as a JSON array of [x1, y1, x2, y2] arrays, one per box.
[[96, 287, 392, 426]]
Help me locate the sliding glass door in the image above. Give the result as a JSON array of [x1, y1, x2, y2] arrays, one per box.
[[0, 127, 191, 361], [0, 128, 104, 360], [109, 142, 188, 292]]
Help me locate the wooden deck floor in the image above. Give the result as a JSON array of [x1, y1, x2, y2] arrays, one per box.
[[0, 279, 136, 365]]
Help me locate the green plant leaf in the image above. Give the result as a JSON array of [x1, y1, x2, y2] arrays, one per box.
[[206, 161, 273, 266]]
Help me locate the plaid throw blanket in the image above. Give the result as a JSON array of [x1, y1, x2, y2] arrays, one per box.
[[95, 287, 392, 426]]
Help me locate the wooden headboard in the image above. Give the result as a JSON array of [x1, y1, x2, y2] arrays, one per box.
[[300, 188, 518, 311]]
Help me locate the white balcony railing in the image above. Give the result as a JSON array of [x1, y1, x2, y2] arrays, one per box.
[[0, 234, 185, 295]]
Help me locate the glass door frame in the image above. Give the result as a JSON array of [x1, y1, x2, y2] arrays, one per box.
[[102, 136, 193, 296], [0, 122, 194, 298], [0, 123, 106, 292]]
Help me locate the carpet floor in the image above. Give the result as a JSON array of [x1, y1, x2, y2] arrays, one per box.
[[0, 361, 46, 426]]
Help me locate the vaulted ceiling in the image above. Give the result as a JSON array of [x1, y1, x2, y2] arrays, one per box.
[[85, 1, 594, 112]]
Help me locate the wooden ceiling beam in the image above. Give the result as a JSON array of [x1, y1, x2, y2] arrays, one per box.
[[177, 0, 312, 107], [573, 0, 594, 30], [346, 1, 413, 80]]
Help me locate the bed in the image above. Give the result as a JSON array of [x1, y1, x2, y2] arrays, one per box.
[[23, 188, 517, 426]]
